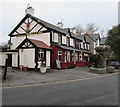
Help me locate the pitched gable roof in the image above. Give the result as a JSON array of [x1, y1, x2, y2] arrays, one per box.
[[29, 39, 52, 49], [9, 14, 69, 36], [16, 37, 52, 50], [87, 33, 100, 41]]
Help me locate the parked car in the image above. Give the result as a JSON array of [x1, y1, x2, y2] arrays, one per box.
[[108, 61, 120, 69]]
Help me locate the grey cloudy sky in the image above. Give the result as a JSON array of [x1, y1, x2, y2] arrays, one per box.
[[0, 0, 119, 43]]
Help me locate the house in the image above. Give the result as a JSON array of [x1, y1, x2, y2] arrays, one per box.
[[100, 37, 107, 47], [0, 7, 91, 70], [77, 33, 100, 54]]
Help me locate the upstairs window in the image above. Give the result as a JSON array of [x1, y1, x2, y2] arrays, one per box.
[[79, 42, 81, 49], [66, 37, 70, 46], [58, 34, 61, 45]]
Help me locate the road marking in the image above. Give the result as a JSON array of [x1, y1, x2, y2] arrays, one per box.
[[1, 72, 119, 90]]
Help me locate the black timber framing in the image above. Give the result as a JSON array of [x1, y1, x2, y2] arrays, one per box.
[[35, 47, 39, 71], [16, 38, 37, 49], [18, 50, 20, 68], [9, 14, 67, 37], [50, 31, 53, 68]]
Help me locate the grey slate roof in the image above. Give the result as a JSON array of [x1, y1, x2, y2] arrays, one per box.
[[87, 34, 100, 41], [30, 14, 69, 34], [77, 34, 85, 40], [56, 44, 91, 53], [70, 32, 83, 41]]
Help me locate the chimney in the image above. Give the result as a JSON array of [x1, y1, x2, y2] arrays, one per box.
[[71, 27, 76, 34], [25, 6, 34, 16], [56, 22, 63, 28]]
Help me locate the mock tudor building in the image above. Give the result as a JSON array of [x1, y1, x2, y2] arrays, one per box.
[[0, 7, 91, 70]]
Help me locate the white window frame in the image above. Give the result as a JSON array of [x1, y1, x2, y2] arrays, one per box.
[[67, 51, 70, 62], [75, 52, 78, 62], [58, 34, 61, 45], [38, 49, 44, 60], [58, 51, 62, 61]]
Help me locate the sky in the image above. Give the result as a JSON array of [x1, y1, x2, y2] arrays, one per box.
[[0, 0, 119, 43]]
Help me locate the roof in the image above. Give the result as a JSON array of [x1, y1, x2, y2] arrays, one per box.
[[16, 38, 52, 50], [100, 37, 107, 45], [70, 32, 83, 41], [33, 14, 69, 34], [77, 34, 85, 40], [9, 14, 69, 36], [56, 44, 91, 53], [29, 39, 52, 49], [87, 33, 100, 41]]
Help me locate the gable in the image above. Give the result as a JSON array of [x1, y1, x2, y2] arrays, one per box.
[[9, 14, 48, 37]]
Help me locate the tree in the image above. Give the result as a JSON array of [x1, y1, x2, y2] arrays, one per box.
[[86, 23, 99, 34], [95, 46, 110, 67], [106, 25, 120, 61], [74, 24, 84, 35], [74, 23, 99, 35]]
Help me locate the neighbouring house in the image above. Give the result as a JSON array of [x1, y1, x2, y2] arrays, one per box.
[[100, 37, 107, 47], [0, 7, 91, 70], [77, 33, 100, 54]]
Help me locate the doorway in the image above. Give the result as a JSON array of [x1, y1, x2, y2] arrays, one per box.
[[7, 54, 12, 67]]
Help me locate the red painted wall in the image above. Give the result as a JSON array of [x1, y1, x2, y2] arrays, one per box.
[[52, 43, 90, 69]]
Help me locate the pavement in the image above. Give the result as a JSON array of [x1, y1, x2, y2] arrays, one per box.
[[1, 66, 101, 87]]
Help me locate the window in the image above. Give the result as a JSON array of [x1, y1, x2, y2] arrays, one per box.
[[75, 52, 78, 62], [67, 51, 70, 62], [79, 42, 81, 49], [65, 51, 70, 62], [58, 34, 61, 44], [72, 52, 75, 62], [58, 51, 62, 61], [66, 37, 69, 46], [65, 52, 67, 62], [88, 44, 89, 50], [38, 49, 44, 60]]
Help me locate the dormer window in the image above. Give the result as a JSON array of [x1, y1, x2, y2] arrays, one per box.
[[58, 34, 61, 45], [66, 37, 70, 46]]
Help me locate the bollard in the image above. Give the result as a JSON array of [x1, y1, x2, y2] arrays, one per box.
[[3, 59, 8, 80]]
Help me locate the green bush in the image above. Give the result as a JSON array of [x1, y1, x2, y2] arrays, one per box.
[[95, 65, 105, 68], [90, 54, 101, 67]]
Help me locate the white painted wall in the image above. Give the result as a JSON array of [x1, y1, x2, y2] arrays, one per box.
[[46, 51, 50, 68], [0, 52, 7, 66], [11, 32, 51, 50], [12, 53, 18, 67], [11, 36, 26, 50], [19, 49, 35, 68], [27, 32, 50, 46]]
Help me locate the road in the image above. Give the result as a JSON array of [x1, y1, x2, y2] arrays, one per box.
[[2, 73, 119, 105]]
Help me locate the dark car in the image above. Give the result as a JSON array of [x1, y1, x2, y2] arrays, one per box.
[[109, 61, 120, 69]]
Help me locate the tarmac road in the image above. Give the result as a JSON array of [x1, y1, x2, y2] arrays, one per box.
[[2, 73, 119, 105]]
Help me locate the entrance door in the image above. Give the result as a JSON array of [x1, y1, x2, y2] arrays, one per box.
[[7, 54, 12, 67]]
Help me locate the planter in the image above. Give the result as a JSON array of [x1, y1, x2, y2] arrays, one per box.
[[23, 67, 28, 71], [40, 66, 47, 74], [90, 67, 106, 74], [106, 66, 115, 73]]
